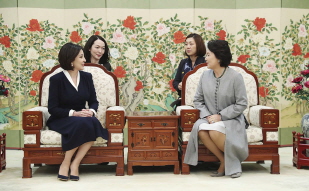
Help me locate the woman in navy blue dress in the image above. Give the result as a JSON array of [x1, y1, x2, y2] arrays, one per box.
[[46, 43, 108, 181]]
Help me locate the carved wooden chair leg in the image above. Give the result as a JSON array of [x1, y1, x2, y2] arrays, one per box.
[[181, 153, 190, 175], [116, 158, 125, 176], [270, 155, 280, 174], [23, 158, 32, 178]]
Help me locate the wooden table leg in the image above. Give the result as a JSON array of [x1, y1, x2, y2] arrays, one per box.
[[127, 162, 133, 175]]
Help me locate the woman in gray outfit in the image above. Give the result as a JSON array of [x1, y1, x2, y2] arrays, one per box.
[[184, 40, 248, 178]]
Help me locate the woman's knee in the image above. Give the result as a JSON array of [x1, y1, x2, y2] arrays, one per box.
[[198, 130, 210, 139]]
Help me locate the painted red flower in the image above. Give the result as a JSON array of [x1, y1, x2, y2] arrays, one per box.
[[30, 70, 44, 82], [113, 66, 126, 78], [259, 86, 269, 97], [29, 90, 36, 96], [292, 84, 303, 93], [134, 81, 143, 91], [70, 31, 82, 43], [152, 52, 166, 64], [292, 76, 303, 83], [26, 19, 44, 31], [95, 31, 100, 35], [253, 17, 266, 31], [301, 69, 309, 76], [292, 44, 302, 56], [216, 30, 226, 40], [169, 79, 176, 92], [304, 81, 309, 88], [237, 55, 250, 63], [0, 36, 11, 48], [304, 53, 309, 58], [123, 16, 136, 30], [173, 31, 186, 44]]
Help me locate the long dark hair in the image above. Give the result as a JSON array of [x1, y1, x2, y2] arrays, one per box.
[[84, 35, 110, 64]]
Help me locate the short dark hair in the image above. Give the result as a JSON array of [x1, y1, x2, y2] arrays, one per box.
[[207, 40, 232, 67], [84, 35, 110, 64], [184, 33, 206, 57], [58, 43, 83, 70]]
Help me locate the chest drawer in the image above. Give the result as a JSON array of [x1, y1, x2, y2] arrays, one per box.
[[129, 120, 152, 128], [153, 120, 177, 128]]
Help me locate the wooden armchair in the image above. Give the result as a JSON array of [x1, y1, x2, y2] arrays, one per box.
[[22, 64, 125, 178], [177, 63, 280, 174]]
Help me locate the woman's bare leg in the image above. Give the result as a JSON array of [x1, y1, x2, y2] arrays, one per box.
[[59, 147, 78, 176], [198, 130, 225, 173], [70, 141, 94, 176]]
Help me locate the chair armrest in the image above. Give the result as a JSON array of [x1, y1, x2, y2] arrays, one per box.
[[106, 106, 125, 147], [22, 109, 46, 148], [249, 105, 279, 145], [249, 105, 279, 128], [178, 106, 199, 132]]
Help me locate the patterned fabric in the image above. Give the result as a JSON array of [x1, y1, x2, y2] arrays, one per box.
[[249, 105, 273, 127], [185, 66, 209, 107], [24, 134, 36, 144], [182, 125, 263, 143], [266, 131, 278, 141], [176, 105, 195, 116], [111, 133, 123, 143], [41, 130, 108, 145]]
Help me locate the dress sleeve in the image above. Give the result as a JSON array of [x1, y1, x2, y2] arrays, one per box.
[[219, 73, 248, 120], [87, 73, 99, 112], [193, 72, 211, 118], [173, 60, 184, 95], [48, 76, 71, 118]]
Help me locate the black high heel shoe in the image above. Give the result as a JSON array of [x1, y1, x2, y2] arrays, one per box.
[[57, 174, 69, 181], [70, 175, 79, 181]]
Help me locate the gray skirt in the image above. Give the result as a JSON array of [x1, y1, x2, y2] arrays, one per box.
[[198, 121, 226, 134]]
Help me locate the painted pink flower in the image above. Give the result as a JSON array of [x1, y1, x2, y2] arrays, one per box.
[[156, 23, 170, 36], [0, 75, 10, 82], [82, 22, 94, 35], [262, 60, 277, 73], [285, 75, 294, 87], [298, 24, 308, 37], [42, 36, 55, 49], [204, 19, 214, 31], [111, 29, 127, 43], [169, 54, 176, 65]]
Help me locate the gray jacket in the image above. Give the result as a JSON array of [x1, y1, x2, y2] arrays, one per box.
[[184, 67, 249, 175]]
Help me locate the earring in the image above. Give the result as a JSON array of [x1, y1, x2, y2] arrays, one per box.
[[71, 63, 73, 67], [218, 60, 220, 63]]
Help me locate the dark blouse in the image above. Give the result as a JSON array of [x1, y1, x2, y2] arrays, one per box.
[[100, 62, 112, 72], [172, 56, 206, 97]]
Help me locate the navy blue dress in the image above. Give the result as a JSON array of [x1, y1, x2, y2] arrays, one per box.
[[46, 71, 108, 151]]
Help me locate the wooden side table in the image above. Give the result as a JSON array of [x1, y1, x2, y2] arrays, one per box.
[[126, 111, 179, 175], [0, 133, 6, 173]]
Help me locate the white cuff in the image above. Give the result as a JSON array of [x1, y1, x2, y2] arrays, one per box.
[[90, 109, 97, 116], [69, 110, 75, 116]]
